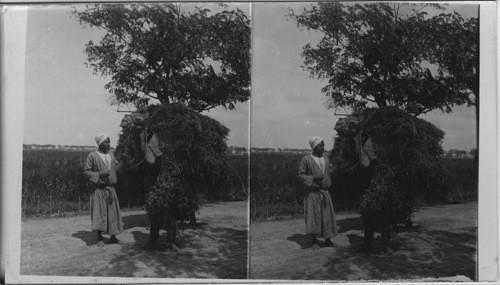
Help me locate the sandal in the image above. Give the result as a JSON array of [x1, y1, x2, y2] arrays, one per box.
[[109, 237, 120, 244]]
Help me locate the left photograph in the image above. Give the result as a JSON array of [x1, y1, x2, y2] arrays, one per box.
[[20, 3, 250, 279]]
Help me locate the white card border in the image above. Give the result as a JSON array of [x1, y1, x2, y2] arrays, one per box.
[[2, 1, 498, 283]]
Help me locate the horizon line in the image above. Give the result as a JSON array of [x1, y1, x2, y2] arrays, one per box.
[[22, 143, 476, 152]]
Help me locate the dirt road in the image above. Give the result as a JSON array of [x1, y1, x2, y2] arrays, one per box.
[[21, 201, 248, 279], [250, 202, 477, 281]]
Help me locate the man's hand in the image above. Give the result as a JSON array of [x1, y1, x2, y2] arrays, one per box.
[[99, 172, 110, 184], [313, 175, 324, 184], [99, 172, 110, 179]]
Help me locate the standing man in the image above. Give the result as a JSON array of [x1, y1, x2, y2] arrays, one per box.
[[298, 137, 338, 248], [84, 133, 124, 246]]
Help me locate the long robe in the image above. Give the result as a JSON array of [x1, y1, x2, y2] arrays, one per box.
[[83, 151, 124, 235], [298, 154, 338, 238]]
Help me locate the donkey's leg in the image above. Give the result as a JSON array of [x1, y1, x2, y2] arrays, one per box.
[[189, 210, 197, 225], [405, 214, 413, 228], [149, 223, 160, 246], [362, 217, 374, 250], [381, 224, 393, 253], [166, 218, 179, 251]]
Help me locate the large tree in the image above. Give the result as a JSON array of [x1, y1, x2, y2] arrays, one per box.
[[73, 4, 250, 248], [72, 3, 250, 112], [290, 3, 478, 116]]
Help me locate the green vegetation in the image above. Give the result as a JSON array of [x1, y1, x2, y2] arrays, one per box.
[[72, 3, 251, 111], [439, 157, 478, 203], [331, 107, 447, 247], [290, 3, 478, 116], [22, 150, 90, 218], [22, 149, 247, 219], [72, 4, 251, 245], [250, 152, 477, 222], [22, 148, 475, 221], [116, 103, 247, 236]]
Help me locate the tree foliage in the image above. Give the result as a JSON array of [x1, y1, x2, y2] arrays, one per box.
[[290, 3, 478, 116], [72, 3, 250, 112]]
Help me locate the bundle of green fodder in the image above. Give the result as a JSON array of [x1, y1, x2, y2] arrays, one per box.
[[115, 103, 234, 227], [330, 106, 445, 248]]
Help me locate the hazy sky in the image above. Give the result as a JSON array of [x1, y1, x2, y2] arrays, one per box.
[[251, 3, 478, 151], [23, 3, 478, 151]]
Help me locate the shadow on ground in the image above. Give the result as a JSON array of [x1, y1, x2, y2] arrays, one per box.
[[122, 214, 150, 230], [287, 216, 365, 249], [71, 214, 151, 246], [72, 231, 97, 246], [299, 227, 477, 281], [337, 217, 364, 233], [94, 213, 248, 279], [287, 234, 312, 249]]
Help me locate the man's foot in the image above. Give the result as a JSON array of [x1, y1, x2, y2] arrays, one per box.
[[96, 240, 105, 247], [324, 239, 334, 247], [311, 234, 318, 244], [167, 243, 180, 252], [109, 237, 120, 244]]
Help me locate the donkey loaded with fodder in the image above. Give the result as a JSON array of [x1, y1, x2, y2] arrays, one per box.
[[330, 107, 445, 252], [116, 103, 235, 250]]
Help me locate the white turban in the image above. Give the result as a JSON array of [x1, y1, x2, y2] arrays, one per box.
[[309, 136, 323, 150], [95, 133, 109, 146]]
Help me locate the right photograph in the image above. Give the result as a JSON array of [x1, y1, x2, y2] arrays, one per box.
[[250, 2, 478, 281]]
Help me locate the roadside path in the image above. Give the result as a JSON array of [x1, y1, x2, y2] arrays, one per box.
[[21, 201, 248, 279], [250, 202, 477, 281]]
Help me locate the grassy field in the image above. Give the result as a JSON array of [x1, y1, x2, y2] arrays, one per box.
[[250, 153, 478, 221], [22, 150, 248, 218], [22, 150, 476, 220], [22, 150, 91, 218]]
